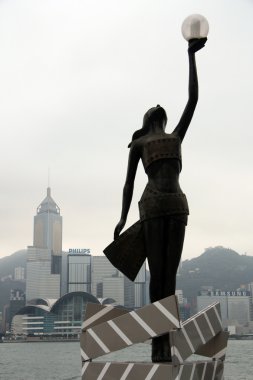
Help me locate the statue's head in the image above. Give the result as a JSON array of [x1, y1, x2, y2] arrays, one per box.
[[128, 105, 167, 147], [143, 105, 167, 130]]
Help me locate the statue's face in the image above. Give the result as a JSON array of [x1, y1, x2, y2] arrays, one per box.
[[143, 105, 167, 129]]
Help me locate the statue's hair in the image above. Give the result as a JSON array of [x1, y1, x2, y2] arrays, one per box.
[[128, 106, 167, 148]]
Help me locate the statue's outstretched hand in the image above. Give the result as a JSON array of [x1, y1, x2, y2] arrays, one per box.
[[188, 37, 207, 54], [114, 218, 126, 240]]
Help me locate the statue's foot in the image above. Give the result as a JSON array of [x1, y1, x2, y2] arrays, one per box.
[[152, 354, 172, 363], [152, 335, 172, 363]]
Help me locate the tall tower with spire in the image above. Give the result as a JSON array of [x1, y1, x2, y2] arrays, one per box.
[[26, 187, 62, 301], [33, 187, 62, 274]]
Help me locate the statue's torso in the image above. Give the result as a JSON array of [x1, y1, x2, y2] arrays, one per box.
[[141, 134, 182, 172], [137, 133, 183, 194]]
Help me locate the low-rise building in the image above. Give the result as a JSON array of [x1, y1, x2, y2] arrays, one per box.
[[12, 291, 99, 337], [197, 289, 252, 327]]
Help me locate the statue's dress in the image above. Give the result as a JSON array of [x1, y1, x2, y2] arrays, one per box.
[[104, 133, 189, 281]]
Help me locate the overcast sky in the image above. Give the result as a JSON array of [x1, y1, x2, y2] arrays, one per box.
[[0, 0, 252, 260]]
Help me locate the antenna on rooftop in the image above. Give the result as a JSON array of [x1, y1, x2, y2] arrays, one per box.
[[48, 167, 50, 188], [47, 167, 51, 196]]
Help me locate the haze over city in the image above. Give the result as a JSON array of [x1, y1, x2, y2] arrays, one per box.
[[0, 0, 253, 260]]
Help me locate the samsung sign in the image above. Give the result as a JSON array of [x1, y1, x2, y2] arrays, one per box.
[[210, 290, 250, 297], [68, 248, 90, 254]]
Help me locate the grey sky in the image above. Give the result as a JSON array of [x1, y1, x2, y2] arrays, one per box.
[[0, 0, 252, 260]]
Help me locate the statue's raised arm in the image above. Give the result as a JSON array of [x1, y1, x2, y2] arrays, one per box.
[[173, 37, 207, 141]]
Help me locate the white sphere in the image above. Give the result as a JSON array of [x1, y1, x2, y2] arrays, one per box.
[[181, 14, 209, 41]]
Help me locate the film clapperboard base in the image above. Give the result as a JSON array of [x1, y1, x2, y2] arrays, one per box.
[[80, 295, 228, 379]]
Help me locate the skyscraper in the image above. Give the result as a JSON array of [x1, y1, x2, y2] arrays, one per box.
[[33, 187, 62, 274], [26, 187, 62, 301]]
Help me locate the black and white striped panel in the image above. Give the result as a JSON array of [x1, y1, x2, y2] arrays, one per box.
[[174, 360, 224, 380], [81, 360, 224, 380], [171, 302, 223, 363], [82, 304, 128, 332], [195, 331, 229, 361], [80, 295, 180, 361]]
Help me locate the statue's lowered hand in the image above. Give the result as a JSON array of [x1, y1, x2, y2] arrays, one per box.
[[114, 219, 126, 240]]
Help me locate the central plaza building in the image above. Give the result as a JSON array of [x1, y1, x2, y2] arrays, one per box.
[[26, 187, 62, 301]]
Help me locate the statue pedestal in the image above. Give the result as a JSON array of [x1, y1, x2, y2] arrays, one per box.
[[80, 296, 228, 379], [81, 360, 224, 380]]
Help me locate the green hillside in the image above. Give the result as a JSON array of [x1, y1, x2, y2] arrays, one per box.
[[0, 249, 27, 279], [177, 246, 253, 303], [0, 250, 26, 324]]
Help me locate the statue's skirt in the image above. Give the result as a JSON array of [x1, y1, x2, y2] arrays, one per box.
[[103, 221, 146, 282], [104, 187, 189, 281]]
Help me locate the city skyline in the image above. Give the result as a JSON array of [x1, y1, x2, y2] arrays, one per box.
[[0, 0, 253, 260]]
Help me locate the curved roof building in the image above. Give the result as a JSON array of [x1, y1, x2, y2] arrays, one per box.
[[27, 298, 57, 308], [12, 291, 100, 337]]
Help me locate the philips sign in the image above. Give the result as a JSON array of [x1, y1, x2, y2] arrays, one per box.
[[68, 248, 90, 254]]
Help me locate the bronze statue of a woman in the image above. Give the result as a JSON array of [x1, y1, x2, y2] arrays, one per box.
[[105, 37, 207, 362]]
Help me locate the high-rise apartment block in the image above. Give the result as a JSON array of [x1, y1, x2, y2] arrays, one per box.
[[9, 289, 25, 329]]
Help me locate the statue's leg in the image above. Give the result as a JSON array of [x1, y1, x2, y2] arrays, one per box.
[[143, 217, 169, 362], [143, 216, 186, 362], [158, 217, 186, 362], [143, 217, 165, 303], [162, 216, 186, 298], [143, 216, 186, 302]]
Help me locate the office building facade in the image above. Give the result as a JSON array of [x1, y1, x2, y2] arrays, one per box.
[[67, 253, 91, 293], [9, 289, 25, 327], [91, 256, 146, 308]]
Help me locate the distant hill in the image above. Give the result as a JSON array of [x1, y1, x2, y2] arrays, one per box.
[[177, 246, 253, 305], [0, 249, 27, 280], [0, 250, 27, 322]]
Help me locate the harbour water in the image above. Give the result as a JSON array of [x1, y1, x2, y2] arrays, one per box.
[[0, 340, 252, 379]]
